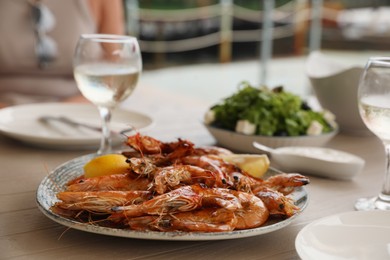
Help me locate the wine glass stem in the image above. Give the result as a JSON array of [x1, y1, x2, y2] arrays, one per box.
[[97, 106, 112, 155], [381, 142, 390, 196]]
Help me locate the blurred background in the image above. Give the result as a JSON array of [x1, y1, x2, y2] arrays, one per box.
[[124, 0, 390, 70]]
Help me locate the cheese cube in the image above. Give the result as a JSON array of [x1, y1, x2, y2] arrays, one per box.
[[204, 110, 215, 124], [235, 120, 256, 135], [306, 120, 323, 135]]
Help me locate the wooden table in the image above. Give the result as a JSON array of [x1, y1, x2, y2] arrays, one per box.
[[0, 81, 385, 260]]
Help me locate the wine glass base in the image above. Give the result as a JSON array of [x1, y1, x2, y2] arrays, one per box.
[[355, 196, 390, 211]]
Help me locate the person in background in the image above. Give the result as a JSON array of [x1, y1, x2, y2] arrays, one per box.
[[0, 0, 125, 107]]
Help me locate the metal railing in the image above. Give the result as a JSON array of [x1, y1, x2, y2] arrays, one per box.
[[124, 0, 337, 84], [125, 0, 325, 54]]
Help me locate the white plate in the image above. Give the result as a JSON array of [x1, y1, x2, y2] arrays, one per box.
[[204, 124, 337, 153], [295, 211, 390, 260], [0, 103, 153, 149], [36, 153, 308, 241]]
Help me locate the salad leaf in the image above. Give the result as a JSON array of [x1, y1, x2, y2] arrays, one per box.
[[208, 82, 335, 136]]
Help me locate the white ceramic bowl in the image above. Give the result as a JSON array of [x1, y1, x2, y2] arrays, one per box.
[[306, 52, 371, 136], [270, 146, 365, 180], [204, 124, 338, 154]]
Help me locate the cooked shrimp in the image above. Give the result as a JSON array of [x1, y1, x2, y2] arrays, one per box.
[[122, 152, 171, 168], [51, 206, 81, 219], [198, 186, 242, 211], [262, 173, 310, 195], [253, 186, 298, 217], [180, 155, 260, 191], [163, 138, 195, 161], [123, 215, 160, 231], [110, 185, 242, 221], [54, 190, 152, 213], [126, 159, 218, 194], [179, 155, 233, 188], [109, 185, 203, 220], [169, 208, 237, 232], [187, 156, 310, 195], [126, 157, 158, 178], [126, 208, 237, 232], [153, 165, 217, 194], [126, 133, 163, 154], [126, 133, 195, 157], [228, 190, 269, 229], [66, 173, 151, 192]]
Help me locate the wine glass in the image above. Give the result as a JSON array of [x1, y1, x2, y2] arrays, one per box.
[[73, 34, 142, 155], [355, 57, 390, 210]]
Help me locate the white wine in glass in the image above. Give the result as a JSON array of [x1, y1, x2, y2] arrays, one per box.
[[355, 57, 390, 210], [73, 34, 142, 154]]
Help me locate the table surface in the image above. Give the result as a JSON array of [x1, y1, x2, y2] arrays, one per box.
[[0, 56, 387, 260]]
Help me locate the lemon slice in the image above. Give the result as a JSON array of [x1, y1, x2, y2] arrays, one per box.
[[221, 154, 270, 178], [84, 154, 129, 178]]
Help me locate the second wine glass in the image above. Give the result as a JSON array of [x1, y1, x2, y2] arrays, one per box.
[[355, 57, 390, 210], [73, 34, 142, 155]]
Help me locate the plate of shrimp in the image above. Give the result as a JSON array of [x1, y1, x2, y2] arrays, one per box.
[[36, 134, 309, 241]]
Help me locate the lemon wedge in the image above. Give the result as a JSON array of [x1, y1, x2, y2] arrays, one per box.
[[221, 154, 270, 178], [84, 154, 129, 178]]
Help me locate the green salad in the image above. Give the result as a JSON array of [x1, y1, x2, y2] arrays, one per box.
[[205, 82, 336, 136]]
